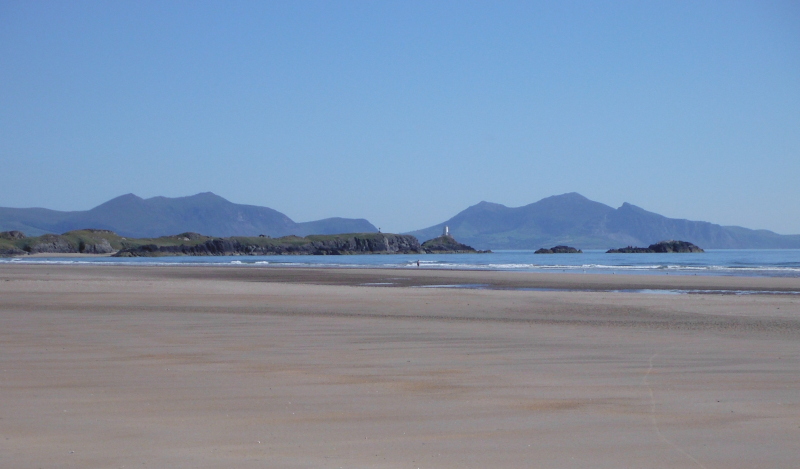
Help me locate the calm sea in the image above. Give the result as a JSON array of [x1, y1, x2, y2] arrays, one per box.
[[4, 250, 800, 278]]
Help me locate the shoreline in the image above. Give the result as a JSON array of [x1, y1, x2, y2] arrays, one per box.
[[23, 252, 118, 258], [3, 263, 800, 293], [3, 248, 799, 281]]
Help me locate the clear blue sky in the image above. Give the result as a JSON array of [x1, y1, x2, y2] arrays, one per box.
[[2, 1, 799, 234]]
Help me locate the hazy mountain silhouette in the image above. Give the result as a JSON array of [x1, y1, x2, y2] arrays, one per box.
[[407, 193, 800, 249], [4, 192, 799, 248], [0, 192, 376, 238]]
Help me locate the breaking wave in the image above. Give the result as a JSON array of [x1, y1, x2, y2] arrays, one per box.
[[2, 250, 800, 277]]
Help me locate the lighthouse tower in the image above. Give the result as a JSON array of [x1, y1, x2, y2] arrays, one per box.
[[443, 225, 450, 237]]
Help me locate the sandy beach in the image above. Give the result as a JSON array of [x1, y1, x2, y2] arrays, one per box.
[[1, 265, 798, 468]]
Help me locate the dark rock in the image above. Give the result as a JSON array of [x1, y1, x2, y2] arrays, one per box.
[[25, 234, 77, 254], [0, 247, 26, 256], [0, 231, 26, 240], [1, 230, 118, 256], [79, 238, 114, 254], [535, 245, 582, 254], [647, 240, 704, 253], [552, 245, 582, 253], [606, 246, 652, 253], [607, 240, 704, 253], [421, 235, 489, 254]]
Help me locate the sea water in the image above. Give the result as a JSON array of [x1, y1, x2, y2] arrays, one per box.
[[4, 249, 800, 278]]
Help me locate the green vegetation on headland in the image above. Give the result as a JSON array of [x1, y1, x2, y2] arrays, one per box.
[[1, 229, 123, 256], [0, 230, 487, 257], [114, 232, 425, 256]]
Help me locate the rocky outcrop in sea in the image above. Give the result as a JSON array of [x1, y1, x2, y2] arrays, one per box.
[[534, 245, 582, 254], [607, 240, 704, 254], [420, 235, 489, 254]]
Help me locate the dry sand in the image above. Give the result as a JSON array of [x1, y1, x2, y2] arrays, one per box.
[[1, 265, 798, 468]]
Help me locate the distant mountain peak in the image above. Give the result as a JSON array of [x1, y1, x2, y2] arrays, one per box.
[[93, 193, 145, 209], [406, 193, 800, 249], [617, 202, 662, 217], [546, 192, 589, 201], [530, 192, 595, 207], [190, 191, 225, 199], [111, 193, 143, 202], [0, 193, 377, 238], [473, 201, 506, 209], [147, 192, 228, 202]]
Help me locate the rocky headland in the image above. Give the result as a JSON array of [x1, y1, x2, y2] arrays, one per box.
[[0, 231, 26, 256], [1, 229, 490, 257], [115, 233, 424, 257], [1, 229, 117, 256], [607, 240, 704, 254], [534, 245, 582, 254]]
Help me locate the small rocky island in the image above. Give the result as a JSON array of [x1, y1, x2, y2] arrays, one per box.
[[607, 240, 704, 253], [534, 245, 582, 254], [421, 236, 488, 254]]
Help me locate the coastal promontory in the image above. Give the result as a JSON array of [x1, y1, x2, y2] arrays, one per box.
[[0, 228, 497, 257], [114, 233, 424, 256], [0, 229, 117, 256]]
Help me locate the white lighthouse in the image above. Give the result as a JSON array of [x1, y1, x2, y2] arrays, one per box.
[[443, 225, 450, 237]]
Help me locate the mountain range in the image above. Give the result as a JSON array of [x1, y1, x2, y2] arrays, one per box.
[[407, 192, 800, 249], [0, 192, 376, 238], [2, 192, 799, 249]]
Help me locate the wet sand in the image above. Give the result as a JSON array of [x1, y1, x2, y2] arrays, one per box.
[[1, 265, 799, 468]]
